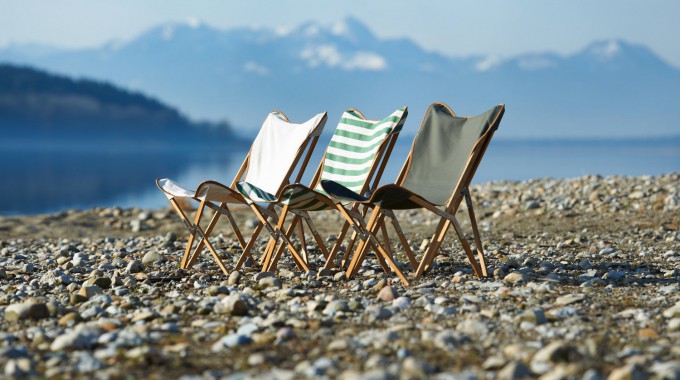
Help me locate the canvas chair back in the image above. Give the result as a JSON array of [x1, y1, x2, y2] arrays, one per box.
[[314, 107, 407, 196], [243, 111, 327, 196], [399, 103, 504, 206]]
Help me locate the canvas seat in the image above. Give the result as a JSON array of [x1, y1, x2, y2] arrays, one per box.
[[321, 103, 505, 284], [253, 107, 410, 276], [156, 110, 327, 275]]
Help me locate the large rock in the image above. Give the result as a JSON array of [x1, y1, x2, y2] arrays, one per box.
[[530, 341, 580, 375], [50, 329, 100, 351], [78, 285, 103, 299], [218, 294, 249, 316], [211, 334, 253, 352], [228, 271, 242, 285], [376, 286, 398, 302], [126, 260, 144, 274], [4, 302, 50, 321], [141, 251, 166, 265]]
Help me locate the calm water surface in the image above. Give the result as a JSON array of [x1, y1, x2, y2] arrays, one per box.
[[1, 138, 678, 215]]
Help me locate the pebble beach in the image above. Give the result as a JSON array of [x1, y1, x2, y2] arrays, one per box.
[[0, 173, 678, 379]]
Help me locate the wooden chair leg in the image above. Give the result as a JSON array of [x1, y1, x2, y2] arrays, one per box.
[[340, 229, 359, 268], [345, 206, 381, 277], [259, 204, 288, 268], [325, 219, 351, 269], [384, 210, 418, 270], [296, 218, 308, 263], [259, 205, 289, 267], [371, 213, 390, 274], [338, 204, 369, 267], [300, 213, 331, 262], [264, 219, 309, 273], [170, 198, 203, 269], [380, 220, 392, 258], [192, 223, 230, 276], [448, 215, 484, 278], [355, 211, 409, 286], [235, 222, 265, 270], [262, 214, 300, 272], [464, 191, 488, 277], [185, 209, 226, 269], [414, 217, 449, 280], [223, 205, 247, 248]]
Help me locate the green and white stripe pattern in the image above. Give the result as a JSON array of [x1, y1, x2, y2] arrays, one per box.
[[280, 107, 406, 211], [235, 181, 278, 204]]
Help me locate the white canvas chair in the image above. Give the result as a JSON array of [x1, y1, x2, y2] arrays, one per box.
[[156, 111, 327, 275]]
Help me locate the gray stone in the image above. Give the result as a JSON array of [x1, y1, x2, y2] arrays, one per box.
[[606, 363, 648, 380], [4, 358, 33, 377], [253, 271, 275, 281], [211, 334, 253, 351], [141, 251, 166, 265], [126, 260, 144, 273], [530, 341, 580, 375], [324, 300, 350, 315], [228, 270, 242, 286], [402, 357, 436, 376], [392, 296, 411, 310], [219, 294, 248, 316], [50, 329, 100, 351], [259, 276, 282, 289], [556, 294, 587, 305], [364, 305, 392, 321], [40, 270, 75, 286], [276, 327, 296, 342], [457, 318, 491, 337], [497, 361, 532, 380], [208, 285, 230, 296], [649, 361, 680, 380]]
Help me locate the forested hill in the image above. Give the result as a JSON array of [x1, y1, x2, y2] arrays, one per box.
[[0, 64, 237, 143]]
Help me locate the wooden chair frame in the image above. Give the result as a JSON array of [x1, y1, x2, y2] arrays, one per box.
[[260, 108, 409, 274], [157, 111, 326, 275]]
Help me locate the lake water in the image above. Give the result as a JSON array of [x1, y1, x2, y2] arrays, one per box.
[[1, 138, 678, 215]]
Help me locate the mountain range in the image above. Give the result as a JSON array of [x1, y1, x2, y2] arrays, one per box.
[[0, 64, 237, 145], [1, 17, 678, 138]]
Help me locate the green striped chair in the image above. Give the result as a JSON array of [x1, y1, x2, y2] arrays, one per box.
[[243, 107, 409, 273]]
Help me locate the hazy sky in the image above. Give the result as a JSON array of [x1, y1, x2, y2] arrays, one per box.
[[1, 0, 680, 67]]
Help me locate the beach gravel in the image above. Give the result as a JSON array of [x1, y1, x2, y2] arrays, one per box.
[[0, 173, 678, 378]]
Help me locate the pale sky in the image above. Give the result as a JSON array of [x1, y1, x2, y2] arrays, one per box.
[[1, 0, 679, 67]]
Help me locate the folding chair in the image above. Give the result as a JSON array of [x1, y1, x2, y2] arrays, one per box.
[[321, 103, 505, 283], [254, 107, 410, 276], [156, 111, 327, 275]]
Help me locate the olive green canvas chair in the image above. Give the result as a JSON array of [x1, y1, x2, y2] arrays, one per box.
[[254, 107, 411, 276], [321, 103, 505, 284], [156, 111, 327, 275]]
